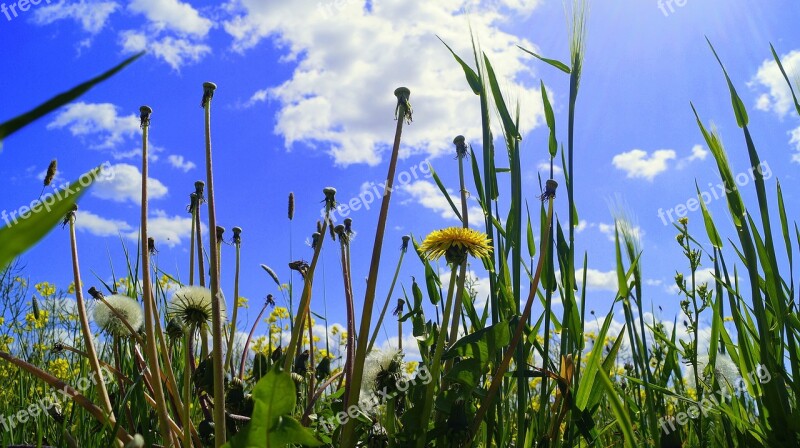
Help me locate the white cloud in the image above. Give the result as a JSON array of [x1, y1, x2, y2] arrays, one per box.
[[146, 210, 197, 247], [225, 0, 546, 166], [752, 50, 800, 118], [612, 149, 676, 181], [403, 180, 483, 225], [92, 163, 168, 204], [576, 268, 618, 292], [441, 269, 492, 311], [575, 219, 588, 233], [120, 31, 211, 70], [676, 144, 708, 169], [167, 155, 196, 172], [47, 102, 140, 149], [536, 161, 563, 175], [75, 209, 200, 248], [75, 210, 133, 237], [32, 0, 119, 34], [791, 126, 800, 164], [598, 222, 644, 242], [128, 0, 212, 37]]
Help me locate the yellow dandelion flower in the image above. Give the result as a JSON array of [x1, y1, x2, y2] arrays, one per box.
[[418, 227, 492, 264]]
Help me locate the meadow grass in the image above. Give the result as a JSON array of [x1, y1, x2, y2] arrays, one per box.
[[0, 9, 799, 448]]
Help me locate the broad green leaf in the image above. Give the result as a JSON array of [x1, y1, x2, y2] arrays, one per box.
[[445, 358, 483, 389], [518, 46, 571, 74], [443, 320, 511, 368], [224, 369, 321, 448], [0, 166, 101, 269], [0, 53, 143, 143]]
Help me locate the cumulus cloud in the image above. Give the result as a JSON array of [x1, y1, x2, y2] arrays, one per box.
[[752, 50, 800, 118], [47, 102, 140, 150], [120, 30, 211, 70], [32, 0, 119, 34], [167, 154, 196, 172], [75, 209, 201, 248], [224, 0, 546, 165], [92, 163, 168, 204], [612, 149, 676, 181], [403, 180, 483, 225], [128, 0, 212, 37], [676, 144, 708, 169]]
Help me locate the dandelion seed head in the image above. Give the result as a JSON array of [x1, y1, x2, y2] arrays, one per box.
[[93, 294, 144, 338], [167, 286, 226, 329]]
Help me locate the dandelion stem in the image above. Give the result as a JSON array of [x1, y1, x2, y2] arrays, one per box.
[[341, 87, 411, 448], [201, 81, 226, 447], [139, 105, 177, 447]]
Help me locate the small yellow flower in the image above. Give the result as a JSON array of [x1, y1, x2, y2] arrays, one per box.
[[35, 281, 56, 297], [418, 227, 492, 264], [236, 296, 249, 309]]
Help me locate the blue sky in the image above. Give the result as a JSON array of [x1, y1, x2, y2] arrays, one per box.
[[1, 0, 799, 355]]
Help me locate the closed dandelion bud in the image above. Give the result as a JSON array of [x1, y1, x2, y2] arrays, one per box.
[[323, 187, 337, 211], [288, 192, 295, 221], [453, 135, 467, 158], [194, 180, 205, 197], [401, 235, 410, 252], [226, 377, 246, 414], [216, 226, 225, 242], [270, 345, 283, 362], [147, 237, 157, 255], [139, 106, 152, 128], [316, 220, 323, 234], [198, 419, 215, 445], [166, 318, 185, 339], [44, 159, 57, 187], [202, 81, 217, 108], [311, 232, 321, 249], [32, 296, 40, 320], [88, 286, 104, 300], [334, 224, 346, 238], [315, 357, 331, 380], [344, 218, 353, 234], [232, 226, 242, 245], [293, 350, 310, 376], [394, 86, 412, 123], [193, 356, 215, 394]]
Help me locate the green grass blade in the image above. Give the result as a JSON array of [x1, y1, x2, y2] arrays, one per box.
[[0, 166, 101, 268], [0, 53, 143, 142], [518, 46, 571, 74]]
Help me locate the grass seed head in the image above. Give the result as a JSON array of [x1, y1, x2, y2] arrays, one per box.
[[44, 159, 57, 187]]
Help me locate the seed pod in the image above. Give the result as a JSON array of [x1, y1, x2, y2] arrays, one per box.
[[32, 296, 40, 320], [44, 160, 57, 187], [260, 265, 281, 286]]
